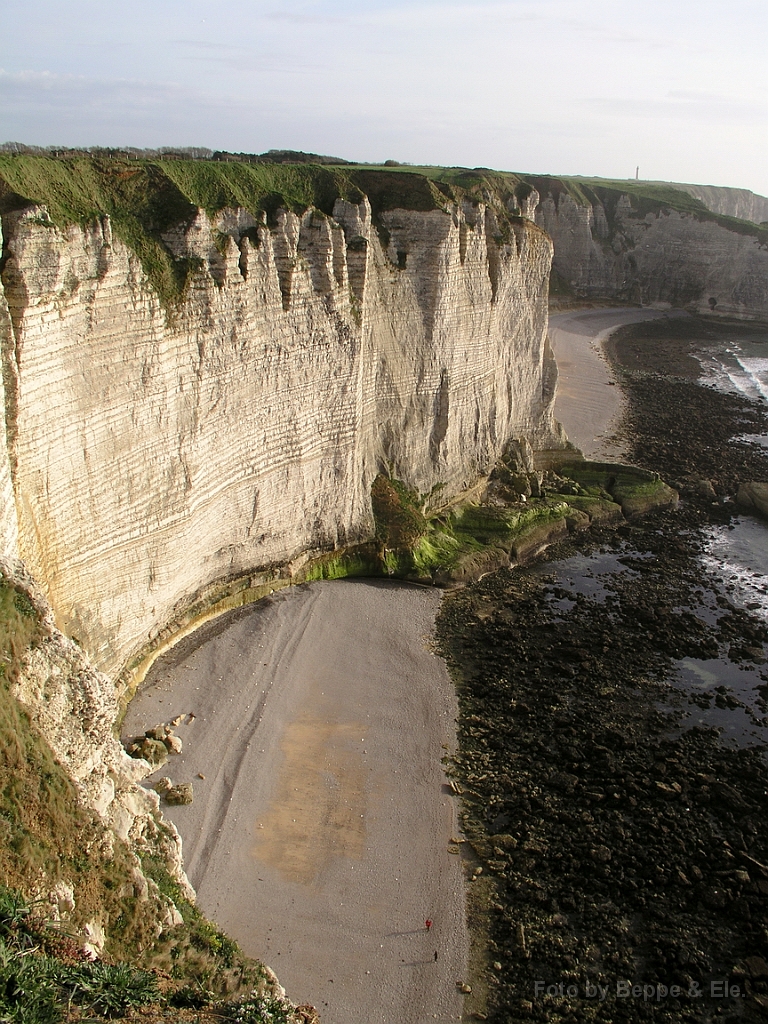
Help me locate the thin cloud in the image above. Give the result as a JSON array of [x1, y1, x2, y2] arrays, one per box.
[[0, 68, 187, 97], [172, 40, 249, 53], [262, 11, 349, 25], [265, 0, 546, 33], [582, 92, 768, 127], [362, 2, 542, 29], [173, 50, 331, 75]]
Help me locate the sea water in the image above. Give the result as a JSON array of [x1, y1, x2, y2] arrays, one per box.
[[701, 518, 768, 623], [694, 328, 768, 624], [536, 539, 768, 746], [695, 333, 768, 405], [533, 325, 768, 746]]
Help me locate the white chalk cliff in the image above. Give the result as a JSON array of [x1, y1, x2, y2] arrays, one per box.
[[0, 195, 560, 681], [537, 188, 768, 315], [655, 182, 768, 225]]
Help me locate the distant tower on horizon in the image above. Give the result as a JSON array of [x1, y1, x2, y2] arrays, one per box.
[[636, 166, 639, 180]]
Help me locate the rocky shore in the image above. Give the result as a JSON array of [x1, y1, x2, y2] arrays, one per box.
[[437, 315, 768, 1022]]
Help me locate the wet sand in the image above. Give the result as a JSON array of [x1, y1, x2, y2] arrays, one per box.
[[122, 579, 467, 1024], [548, 307, 675, 458]]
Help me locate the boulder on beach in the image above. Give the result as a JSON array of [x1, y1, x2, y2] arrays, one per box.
[[164, 733, 183, 755], [129, 737, 168, 766], [737, 482, 768, 518], [165, 783, 193, 806]]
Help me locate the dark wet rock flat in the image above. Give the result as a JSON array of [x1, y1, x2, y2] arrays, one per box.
[[606, 316, 768, 495], [438, 315, 768, 1022]]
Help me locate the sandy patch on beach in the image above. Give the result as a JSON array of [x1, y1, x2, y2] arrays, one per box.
[[548, 307, 670, 458], [123, 579, 468, 1024]]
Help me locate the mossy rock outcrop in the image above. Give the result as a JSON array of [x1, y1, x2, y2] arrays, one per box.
[[368, 463, 679, 585]]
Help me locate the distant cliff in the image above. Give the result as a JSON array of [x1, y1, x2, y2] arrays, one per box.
[[654, 182, 768, 225], [529, 176, 768, 316], [0, 159, 561, 681]]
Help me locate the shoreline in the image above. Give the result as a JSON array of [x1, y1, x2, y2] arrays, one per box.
[[547, 307, 678, 460], [438, 314, 768, 1023]]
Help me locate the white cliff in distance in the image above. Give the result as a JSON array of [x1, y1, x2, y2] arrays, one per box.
[[536, 185, 768, 315]]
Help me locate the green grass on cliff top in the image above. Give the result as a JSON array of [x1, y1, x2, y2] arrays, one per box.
[[0, 156, 472, 306], [2, 153, 763, 231], [1, 154, 765, 308], [351, 164, 768, 238]]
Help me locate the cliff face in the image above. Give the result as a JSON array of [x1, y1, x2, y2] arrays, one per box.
[[536, 189, 768, 316], [0, 193, 559, 679], [655, 182, 768, 224]]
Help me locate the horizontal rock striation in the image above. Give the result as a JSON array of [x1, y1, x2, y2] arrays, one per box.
[[0, 193, 561, 678], [655, 182, 768, 225], [537, 189, 768, 317]]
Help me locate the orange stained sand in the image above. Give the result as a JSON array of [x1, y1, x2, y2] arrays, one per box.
[[251, 713, 367, 885]]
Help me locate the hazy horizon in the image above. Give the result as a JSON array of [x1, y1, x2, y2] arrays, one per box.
[[2, 0, 766, 198]]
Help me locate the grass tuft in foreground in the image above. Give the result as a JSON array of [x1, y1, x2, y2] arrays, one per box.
[[0, 878, 316, 1022]]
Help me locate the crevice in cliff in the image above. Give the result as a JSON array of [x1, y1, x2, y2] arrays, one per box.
[[271, 214, 299, 311], [486, 237, 500, 303], [0, 227, 23, 482], [459, 221, 469, 266], [297, 211, 335, 297], [429, 369, 450, 463], [541, 333, 558, 409], [237, 238, 249, 281], [345, 235, 368, 305], [245, 488, 260, 537], [331, 222, 347, 288]]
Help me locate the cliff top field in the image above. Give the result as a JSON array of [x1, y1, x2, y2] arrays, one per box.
[[0, 155, 516, 307], [2, 153, 766, 308], [3, 152, 766, 227]]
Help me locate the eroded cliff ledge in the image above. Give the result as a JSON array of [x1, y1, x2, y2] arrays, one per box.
[[0, 159, 562, 681]]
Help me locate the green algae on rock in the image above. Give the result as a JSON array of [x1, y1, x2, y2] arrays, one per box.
[[368, 461, 678, 585]]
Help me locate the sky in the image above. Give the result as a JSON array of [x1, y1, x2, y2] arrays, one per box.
[[1, 0, 767, 196]]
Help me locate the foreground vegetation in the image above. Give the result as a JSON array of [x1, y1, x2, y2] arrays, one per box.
[[0, 883, 311, 1024], [0, 582, 147, 944], [0, 579, 311, 1022]]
